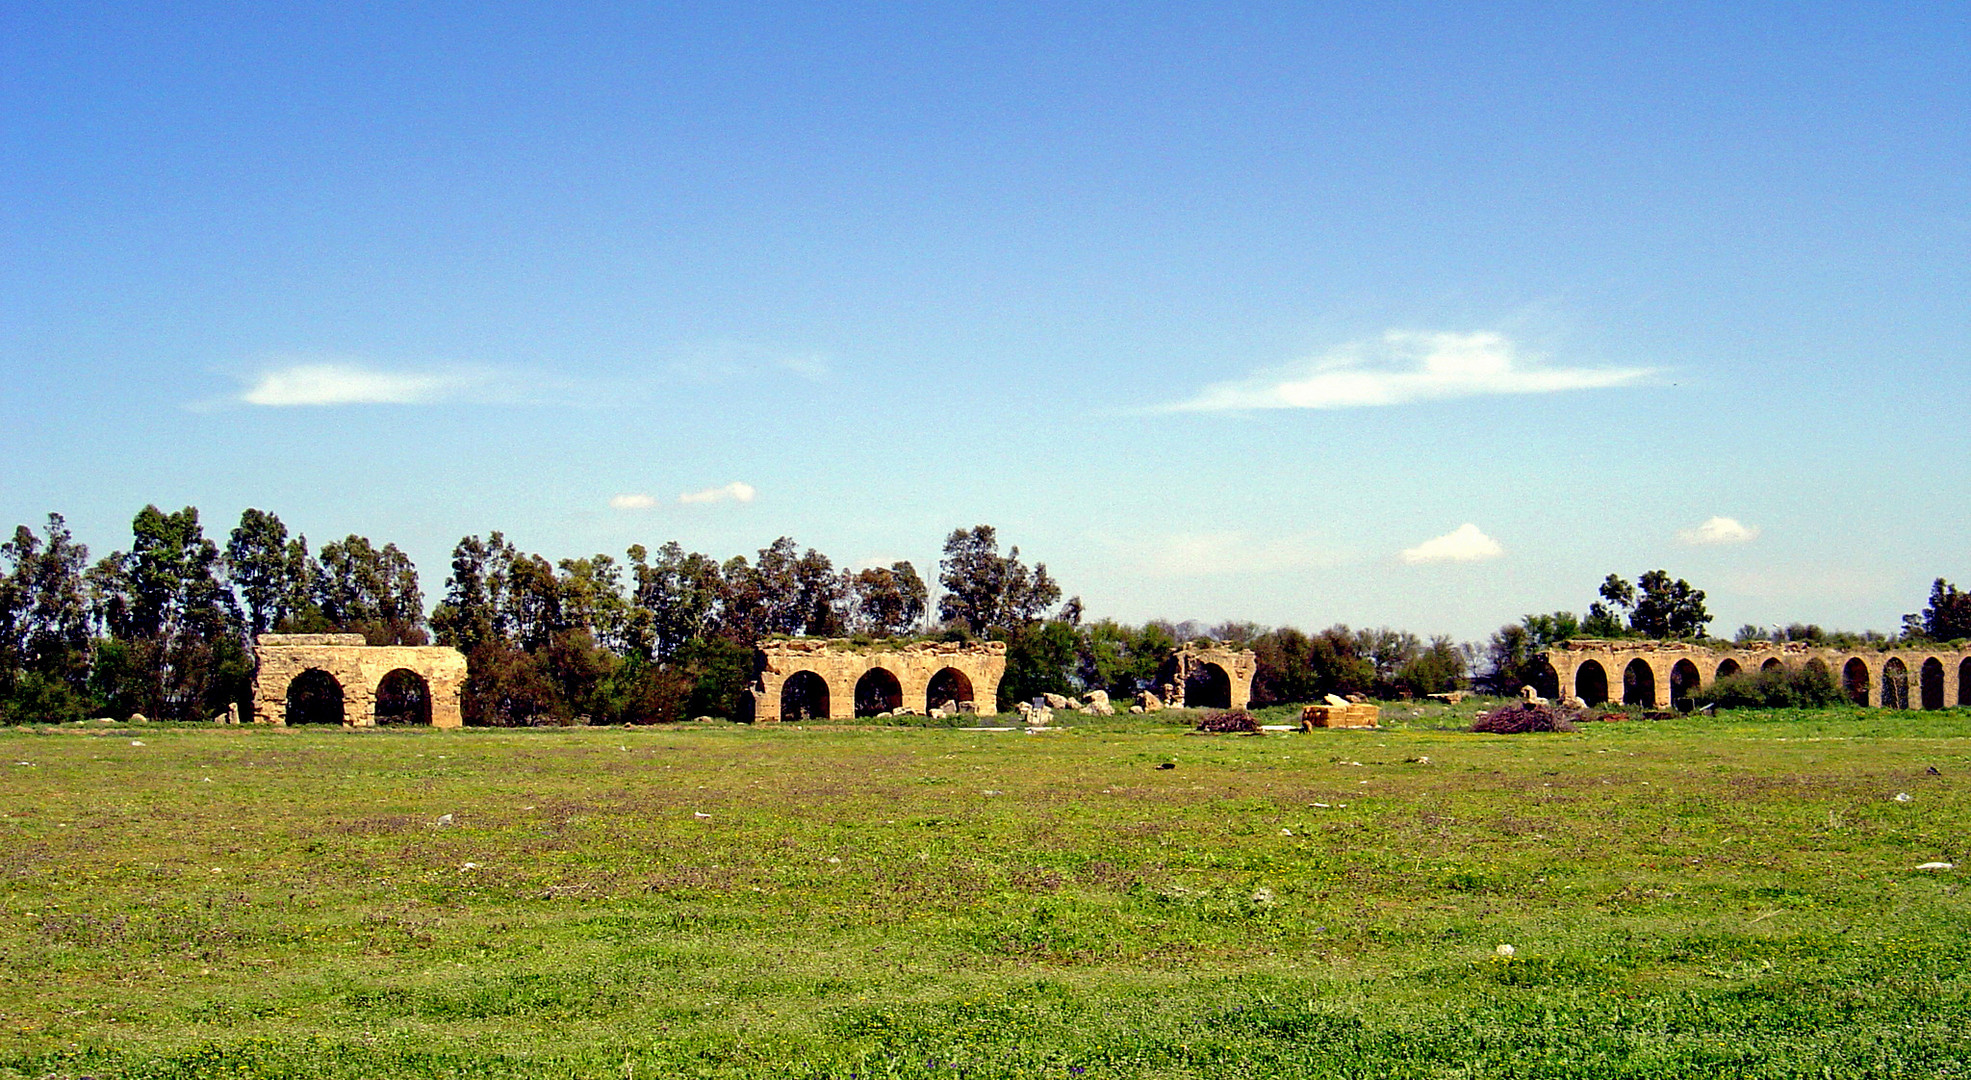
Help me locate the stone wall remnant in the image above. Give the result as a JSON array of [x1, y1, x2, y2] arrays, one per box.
[[1159, 643, 1258, 710]]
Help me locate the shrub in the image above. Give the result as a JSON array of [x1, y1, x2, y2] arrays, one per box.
[[1197, 708, 1260, 734], [1471, 703, 1577, 734], [1705, 665, 1845, 709]]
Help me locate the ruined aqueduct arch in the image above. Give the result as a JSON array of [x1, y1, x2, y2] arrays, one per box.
[[1161, 644, 1259, 710], [252, 634, 468, 728], [751, 639, 1007, 722], [1540, 639, 1971, 711]]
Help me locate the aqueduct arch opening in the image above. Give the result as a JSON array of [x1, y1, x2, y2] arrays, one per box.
[[1623, 659, 1656, 707], [1843, 658, 1871, 705], [1881, 658, 1910, 710], [375, 668, 433, 726], [1670, 659, 1701, 711], [854, 668, 903, 717], [1574, 660, 1609, 705], [253, 635, 466, 728], [1158, 644, 1257, 710], [1762, 657, 1785, 673], [1716, 658, 1742, 681], [781, 671, 830, 721], [1920, 658, 1946, 711], [286, 669, 346, 725], [927, 667, 975, 712]]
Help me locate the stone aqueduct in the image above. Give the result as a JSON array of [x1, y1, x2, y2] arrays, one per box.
[[1540, 639, 1971, 711], [247, 633, 1970, 729], [751, 639, 1008, 722], [251, 634, 468, 728]]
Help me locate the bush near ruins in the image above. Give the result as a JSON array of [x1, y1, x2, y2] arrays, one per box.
[[1703, 664, 1845, 710]]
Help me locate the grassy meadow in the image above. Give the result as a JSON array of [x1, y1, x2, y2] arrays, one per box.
[[2, 702, 1968, 1078]]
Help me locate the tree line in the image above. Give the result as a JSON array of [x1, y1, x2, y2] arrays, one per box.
[[3, 506, 1964, 724]]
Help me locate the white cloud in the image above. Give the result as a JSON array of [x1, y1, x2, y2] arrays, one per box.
[[608, 493, 659, 510], [1401, 524, 1504, 564], [240, 363, 478, 406], [679, 481, 757, 505], [1678, 516, 1759, 545], [1167, 330, 1653, 412]]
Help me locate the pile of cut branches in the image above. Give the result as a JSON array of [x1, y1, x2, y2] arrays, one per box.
[[1196, 709, 1260, 734], [1472, 702, 1578, 734]]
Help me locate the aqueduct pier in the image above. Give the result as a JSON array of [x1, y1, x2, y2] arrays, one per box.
[[1539, 639, 1971, 711]]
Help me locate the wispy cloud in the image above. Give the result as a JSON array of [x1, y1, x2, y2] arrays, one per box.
[[609, 493, 659, 510], [679, 481, 756, 505], [1166, 331, 1653, 412], [1401, 524, 1503, 564], [1678, 516, 1759, 545], [667, 340, 832, 384], [239, 363, 481, 406]]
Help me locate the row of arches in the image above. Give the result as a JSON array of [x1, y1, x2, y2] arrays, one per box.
[[780, 666, 981, 721], [284, 667, 434, 726], [1549, 655, 1971, 711]]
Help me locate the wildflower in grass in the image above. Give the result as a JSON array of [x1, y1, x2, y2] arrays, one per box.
[[1496, 944, 1516, 957]]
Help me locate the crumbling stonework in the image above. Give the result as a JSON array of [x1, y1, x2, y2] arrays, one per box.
[[750, 639, 1007, 722], [1540, 639, 1971, 711], [252, 634, 468, 728], [1160, 643, 1258, 710]]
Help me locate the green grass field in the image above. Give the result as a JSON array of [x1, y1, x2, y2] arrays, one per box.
[[3, 703, 1968, 1078]]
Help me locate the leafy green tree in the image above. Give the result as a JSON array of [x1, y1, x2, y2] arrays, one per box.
[[996, 618, 1079, 707], [315, 535, 426, 644], [431, 532, 517, 654], [1396, 635, 1466, 697], [1917, 579, 1971, 642], [1592, 570, 1710, 639], [225, 509, 314, 638], [937, 525, 1062, 634], [1483, 611, 1579, 694], [1078, 619, 1177, 699], [627, 541, 722, 658], [849, 562, 927, 636], [0, 514, 93, 722], [86, 506, 243, 720]]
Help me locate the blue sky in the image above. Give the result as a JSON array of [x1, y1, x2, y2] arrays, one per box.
[[3, 2, 1966, 640]]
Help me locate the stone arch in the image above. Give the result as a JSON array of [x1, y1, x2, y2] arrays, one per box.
[[1574, 660, 1609, 706], [1184, 662, 1233, 709], [1670, 659, 1702, 711], [781, 671, 830, 722], [1623, 659, 1656, 707], [1715, 658, 1742, 681], [854, 668, 903, 717], [1920, 658, 1946, 711], [1881, 658, 1910, 710], [927, 667, 975, 712], [286, 668, 346, 725], [1962, 658, 1971, 709], [1761, 657, 1785, 673], [1842, 658, 1871, 705], [374, 668, 432, 725]]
